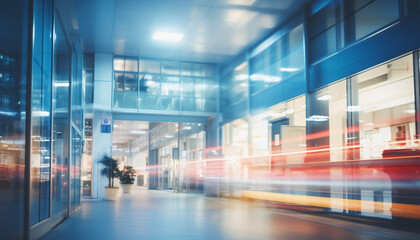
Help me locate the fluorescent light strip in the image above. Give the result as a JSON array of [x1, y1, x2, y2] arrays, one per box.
[[153, 32, 183, 42], [317, 94, 331, 101]]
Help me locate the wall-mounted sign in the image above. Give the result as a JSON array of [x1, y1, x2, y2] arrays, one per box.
[[101, 117, 112, 133]]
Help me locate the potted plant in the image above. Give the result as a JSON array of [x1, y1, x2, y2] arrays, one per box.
[[99, 155, 120, 200], [118, 166, 136, 194]]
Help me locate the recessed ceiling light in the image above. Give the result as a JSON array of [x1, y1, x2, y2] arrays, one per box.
[[153, 32, 183, 42], [306, 115, 329, 122], [130, 130, 146, 135], [279, 67, 299, 72], [55, 82, 70, 87], [317, 94, 331, 101]]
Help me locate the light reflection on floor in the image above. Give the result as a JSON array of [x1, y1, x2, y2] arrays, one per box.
[[41, 188, 420, 240]]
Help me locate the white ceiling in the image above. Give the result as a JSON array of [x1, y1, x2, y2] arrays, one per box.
[[59, 0, 310, 64], [112, 120, 149, 146]]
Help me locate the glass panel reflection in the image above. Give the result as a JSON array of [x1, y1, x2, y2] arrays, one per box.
[[140, 60, 160, 73], [52, 14, 70, 216], [139, 74, 160, 95], [114, 73, 124, 92], [71, 128, 82, 211], [161, 61, 180, 75], [0, 0, 29, 238], [114, 58, 124, 71], [161, 76, 180, 97], [115, 58, 216, 112], [139, 95, 160, 110], [30, 0, 53, 226], [124, 73, 138, 92], [124, 59, 138, 72], [357, 55, 415, 159]]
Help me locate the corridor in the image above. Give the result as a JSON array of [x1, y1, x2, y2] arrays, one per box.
[[42, 189, 420, 240]]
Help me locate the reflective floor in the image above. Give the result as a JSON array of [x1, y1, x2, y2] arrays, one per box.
[[42, 188, 420, 240]]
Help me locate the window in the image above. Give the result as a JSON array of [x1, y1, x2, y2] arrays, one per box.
[[250, 96, 306, 161], [113, 57, 138, 109], [356, 55, 415, 159], [306, 80, 347, 162], [124, 59, 138, 72]]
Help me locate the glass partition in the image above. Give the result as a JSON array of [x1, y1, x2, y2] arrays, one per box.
[[249, 24, 304, 95], [306, 80, 347, 163], [114, 57, 217, 112], [309, 0, 400, 62], [161, 61, 180, 75], [0, 0, 30, 238], [140, 60, 160, 73], [113, 58, 138, 109], [220, 62, 248, 107], [178, 128, 206, 192], [52, 14, 70, 217], [221, 96, 307, 196], [82, 119, 92, 198], [71, 128, 82, 211], [216, 53, 420, 221], [221, 118, 249, 196], [71, 49, 83, 130], [30, 0, 53, 225]]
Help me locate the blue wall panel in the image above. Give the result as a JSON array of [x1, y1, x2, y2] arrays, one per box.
[[250, 72, 306, 115], [206, 117, 218, 148], [221, 100, 248, 124], [309, 13, 420, 91]]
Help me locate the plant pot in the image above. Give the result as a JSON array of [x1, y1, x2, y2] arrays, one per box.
[[104, 187, 119, 200], [121, 184, 133, 194]]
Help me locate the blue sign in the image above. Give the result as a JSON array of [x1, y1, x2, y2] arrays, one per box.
[[101, 117, 112, 133], [101, 125, 111, 133]]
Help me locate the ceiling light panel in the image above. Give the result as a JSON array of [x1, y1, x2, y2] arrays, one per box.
[[153, 32, 183, 42]]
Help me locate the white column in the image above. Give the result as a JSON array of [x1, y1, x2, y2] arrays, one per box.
[[91, 53, 113, 199]]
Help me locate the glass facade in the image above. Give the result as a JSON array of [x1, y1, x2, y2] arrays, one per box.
[[220, 53, 420, 220], [356, 55, 415, 159], [0, 0, 29, 239], [309, 0, 400, 62], [2, 0, 420, 236], [113, 57, 217, 112], [51, 13, 71, 217], [81, 119, 92, 198], [71, 128, 82, 211], [219, 23, 305, 113], [149, 123, 179, 190], [220, 62, 248, 107], [249, 24, 304, 95], [178, 126, 206, 192], [0, 0, 84, 238], [30, 0, 53, 225], [221, 96, 307, 196], [147, 122, 206, 192]]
